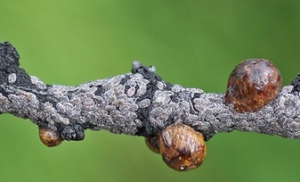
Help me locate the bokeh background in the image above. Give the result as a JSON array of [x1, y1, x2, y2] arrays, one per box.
[[0, 1, 300, 182]]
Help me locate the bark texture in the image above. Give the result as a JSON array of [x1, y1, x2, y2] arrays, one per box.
[[0, 41, 300, 141]]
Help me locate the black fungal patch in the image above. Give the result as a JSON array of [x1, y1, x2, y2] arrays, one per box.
[[67, 90, 75, 100], [95, 85, 105, 96], [124, 84, 130, 94], [165, 81, 173, 90], [134, 85, 139, 94], [135, 100, 153, 136], [291, 73, 300, 95], [24, 84, 59, 107], [0, 87, 8, 97], [0, 42, 33, 87], [59, 123, 85, 141], [191, 92, 202, 113], [134, 116, 150, 137], [200, 128, 215, 141], [0, 42, 20, 66], [170, 93, 179, 103], [131, 62, 176, 137], [119, 74, 131, 85], [135, 87, 158, 136], [193, 93, 201, 98], [131, 63, 162, 85]]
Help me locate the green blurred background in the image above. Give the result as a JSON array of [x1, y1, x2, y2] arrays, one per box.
[[0, 1, 300, 182]]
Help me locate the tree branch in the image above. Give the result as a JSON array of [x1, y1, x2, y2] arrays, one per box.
[[1, 41, 299, 142]]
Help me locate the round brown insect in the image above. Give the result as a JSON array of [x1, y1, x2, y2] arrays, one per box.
[[225, 59, 282, 113], [39, 127, 63, 147], [159, 124, 206, 171], [145, 137, 160, 154]]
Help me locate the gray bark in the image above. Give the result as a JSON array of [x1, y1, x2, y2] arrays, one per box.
[[1, 41, 299, 141]]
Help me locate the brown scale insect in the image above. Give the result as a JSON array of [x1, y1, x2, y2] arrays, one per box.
[[145, 124, 207, 171], [225, 58, 282, 113], [39, 127, 63, 147]]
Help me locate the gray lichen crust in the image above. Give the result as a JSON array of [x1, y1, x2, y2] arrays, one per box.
[[0, 41, 300, 141]]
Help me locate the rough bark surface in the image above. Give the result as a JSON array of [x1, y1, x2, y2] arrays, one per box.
[[1, 41, 300, 141]]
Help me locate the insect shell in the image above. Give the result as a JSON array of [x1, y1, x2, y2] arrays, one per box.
[[39, 127, 63, 147], [158, 124, 207, 171], [225, 59, 282, 112]]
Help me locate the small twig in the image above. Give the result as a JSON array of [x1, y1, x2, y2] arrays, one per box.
[[0, 41, 300, 142]]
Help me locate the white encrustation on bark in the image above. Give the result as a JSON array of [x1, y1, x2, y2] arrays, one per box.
[[0, 41, 299, 142]]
